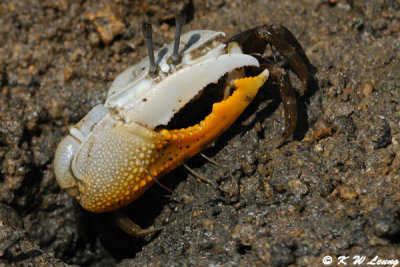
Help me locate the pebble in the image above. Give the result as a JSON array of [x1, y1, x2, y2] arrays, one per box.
[[87, 5, 126, 45], [288, 179, 308, 196], [88, 31, 101, 47], [362, 81, 374, 97], [232, 223, 256, 246], [333, 185, 358, 200], [241, 158, 256, 176], [313, 120, 332, 141], [63, 66, 74, 82]]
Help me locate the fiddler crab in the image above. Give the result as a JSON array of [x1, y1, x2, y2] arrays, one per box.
[[54, 11, 311, 236]]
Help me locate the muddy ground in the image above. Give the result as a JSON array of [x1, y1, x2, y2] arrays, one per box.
[[0, 0, 399, 266]]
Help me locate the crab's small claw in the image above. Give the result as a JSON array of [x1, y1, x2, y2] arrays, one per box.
[[227, 24, 312, 145]]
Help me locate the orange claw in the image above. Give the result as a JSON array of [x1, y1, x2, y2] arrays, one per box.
[[78, 70, 268, 213]]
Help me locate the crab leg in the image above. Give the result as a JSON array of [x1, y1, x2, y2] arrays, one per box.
[[150, 69, 269, 179], [268, 65, 297, 147]]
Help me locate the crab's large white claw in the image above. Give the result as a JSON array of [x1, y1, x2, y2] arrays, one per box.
[[124, 53, 259, 128]]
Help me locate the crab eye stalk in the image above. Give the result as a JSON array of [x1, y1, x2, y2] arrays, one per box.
[[142, 22, 157, 73], [171, 9, 187, 62]]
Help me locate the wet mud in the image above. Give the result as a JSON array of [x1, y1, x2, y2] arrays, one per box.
[[0, 0, 399, 266]]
